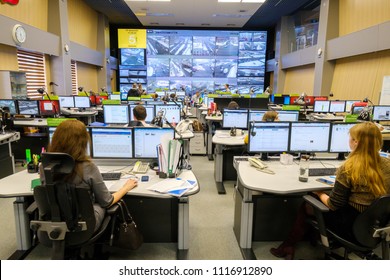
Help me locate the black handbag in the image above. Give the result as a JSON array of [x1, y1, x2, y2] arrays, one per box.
[[112, 200, 143, 250]]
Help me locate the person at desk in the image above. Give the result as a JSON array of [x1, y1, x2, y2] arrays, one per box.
[[227, 101, 239, 110], [127, 83, 140, 98], [224, 84, 231, 92], [262, 111, 279, 122], [270, 122, 390, 259], [44, 119, 138, 231], [137, 83, 145, 95], [130, 105, 150, 127], [191, 91, 201, 105]]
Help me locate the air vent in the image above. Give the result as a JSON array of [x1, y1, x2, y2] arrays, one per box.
[[176, 23, 185, 26], [239, 10, 247, 13], [146, 13, 174, 17], [150, 22, 159, 25], [201, 23, 210, 26], [213, 14, 251, 18], [227, 24, 236, 27]]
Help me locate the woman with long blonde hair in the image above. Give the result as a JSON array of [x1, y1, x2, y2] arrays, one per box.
[[46, 119, 138, 231], [270, 122, 390, 259]]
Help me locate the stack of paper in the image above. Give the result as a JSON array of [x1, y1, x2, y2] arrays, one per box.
[[147, 177, 197, 197]]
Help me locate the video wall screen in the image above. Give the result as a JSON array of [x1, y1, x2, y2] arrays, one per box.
[[119, 29, 267, 95]]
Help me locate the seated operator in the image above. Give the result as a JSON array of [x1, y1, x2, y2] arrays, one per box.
[[129, 105, 150, 127]]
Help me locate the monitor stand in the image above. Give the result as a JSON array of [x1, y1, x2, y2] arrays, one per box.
[[337, 152, 346, 161], [261, 153, 269, 161]]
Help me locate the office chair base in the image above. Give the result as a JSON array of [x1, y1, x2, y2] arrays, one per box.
[[240, 248, 257, 260]]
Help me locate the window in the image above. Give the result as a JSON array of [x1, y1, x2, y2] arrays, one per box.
[[71, 60, 78, 95], [17, 49, 46, 99]]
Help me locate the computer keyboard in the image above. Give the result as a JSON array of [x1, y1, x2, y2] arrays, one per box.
[[101, 172, 121, 180], [308, 167, 337, 177]]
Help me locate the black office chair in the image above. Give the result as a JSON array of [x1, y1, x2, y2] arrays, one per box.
[[304, 195, 390, 260], [29, 152, 118, 259]]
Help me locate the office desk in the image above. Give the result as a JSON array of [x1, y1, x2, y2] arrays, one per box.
[[205, 114, 223, 160], [309, 113, 345, 122], [13, 118, 48, 127], [212, 130, 246, 194], [233, 160, 338, 259], [0, 131, 20, 179], [60, 109, 98, 124], [0, 161, 199, 259]]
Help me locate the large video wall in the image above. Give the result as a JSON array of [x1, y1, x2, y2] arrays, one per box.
[[119, 29, 267, 95]]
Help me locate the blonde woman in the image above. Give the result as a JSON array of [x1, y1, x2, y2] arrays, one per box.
[[271, 122, 390, 259]]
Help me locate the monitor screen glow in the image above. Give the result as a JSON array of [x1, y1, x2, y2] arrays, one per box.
[[59, 96, 75, 108], [289, 122, 331, 152], [0, 99, 17, 115], [248, 110, 267, 122], [129, 104, 155, 123], [372, 106, 390, 121], [222, 109, 248, 129], [39, 100, 59, 116], [91, 127, 133, 158], [134, 127, 174, 158], [329, 123, 355, 153], [103, 105, 129, 124], [17, 100, 39, 115], [248, 122, 290, 153], [155, 104, 181, 124], [329, 101, 346, 113], [278, 111, 299, 121], [73, 96, 91, 109], [313, 100, 330, 113]]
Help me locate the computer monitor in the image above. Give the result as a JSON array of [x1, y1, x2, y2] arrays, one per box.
[[278, 111, 299, 121], [39, 100, 59, 116], [58, 96, 75, 109], [313, 100, 330, 113], [248, 122, 290, 153], [248, 110, 267, 122], [329, 100, 346, 113], [176, 91, 186, 98], [120, 92, 128, 101], [329, 122, 356, 153], [129, 104, 155, 123], [90, 127, 133, 158], [345, 100, 359, 112], [133, 127, 174, 158], [73, 96, 91, 109], [0, 99, 18, 115], [222, 109, 249, 129], [103, 105, 129, 124], [372, 106, 390, 121], [351, 105, 366, 115], [249, 97, 269, 109], [110, 94, 121, 101], [289, 122, 331, 152], [17, 100, 39, 115], [155, 104, 181, 124]]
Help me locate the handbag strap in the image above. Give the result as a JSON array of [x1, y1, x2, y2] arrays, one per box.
[[118, 199, 133, 222]]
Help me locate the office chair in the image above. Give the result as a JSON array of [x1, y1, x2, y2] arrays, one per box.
[[29, 152, 118, 259], [304, 195, 390, 260]]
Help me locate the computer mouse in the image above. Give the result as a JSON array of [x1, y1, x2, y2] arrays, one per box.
[[38, 119, 43, 122]]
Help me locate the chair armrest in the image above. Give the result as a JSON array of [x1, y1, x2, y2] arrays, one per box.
[[303, 195, 330, 212], [26, 201, 37, 215], [106, 203, 120, 216]]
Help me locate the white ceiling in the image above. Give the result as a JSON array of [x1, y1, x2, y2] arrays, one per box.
[[124, 0, 264, 28]]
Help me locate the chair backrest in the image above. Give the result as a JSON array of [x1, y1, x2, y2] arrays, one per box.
[[35, 153, 97, 247], [353, 195, 390, 248]]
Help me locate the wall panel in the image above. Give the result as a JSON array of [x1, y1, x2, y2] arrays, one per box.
[[77, 62, 98, 92], [330, 50, 390, 103], [67, 0, 98, 50], [283, 65, 315, 95], [339, 0, 390, 36], [0, 0, 48, 31]]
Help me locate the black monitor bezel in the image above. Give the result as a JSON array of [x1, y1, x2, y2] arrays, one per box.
[[133, 126, 175, 159], [16, 99, 40, 116], [0, 99, 18, 115], [313, 100, 330, 113], [222, 108, 249, 129], [103, 104, 130, 124], [372, 105, 390, 121], [289, 121, 331, 153], [329, 122, 356, 153], [329, 100, 346, 113]]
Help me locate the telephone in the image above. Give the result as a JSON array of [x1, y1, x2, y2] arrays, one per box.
[[248, 157, 275, 175], [176, 119, 191, 134], [133, 161, 149, 174]]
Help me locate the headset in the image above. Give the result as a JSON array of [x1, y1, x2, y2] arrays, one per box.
[[250, 120, 256, 136]]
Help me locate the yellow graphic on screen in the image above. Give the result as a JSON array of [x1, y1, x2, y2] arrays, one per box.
[[118, 29, 146, 49]]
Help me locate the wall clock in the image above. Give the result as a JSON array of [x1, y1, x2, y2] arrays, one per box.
[[12, 24, 26, 45]]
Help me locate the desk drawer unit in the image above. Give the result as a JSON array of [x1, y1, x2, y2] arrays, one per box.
[[189, 132, 206, 155]]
